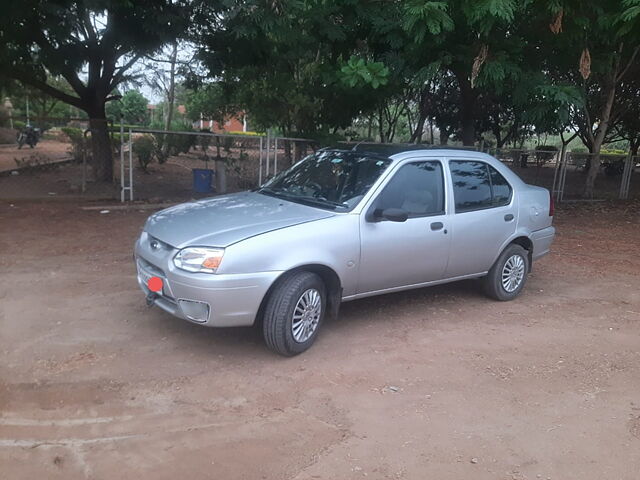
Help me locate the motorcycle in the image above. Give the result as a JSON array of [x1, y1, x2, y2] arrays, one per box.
[[17, 126, 40, 149]]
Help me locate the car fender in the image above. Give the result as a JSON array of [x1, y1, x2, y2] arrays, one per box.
[[219, 214, 361, 297]]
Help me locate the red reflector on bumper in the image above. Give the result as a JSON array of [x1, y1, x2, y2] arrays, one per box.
[[148, 276, 163, 292]]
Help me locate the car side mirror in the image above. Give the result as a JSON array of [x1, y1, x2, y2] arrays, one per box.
[[375, 208, 408, 223]]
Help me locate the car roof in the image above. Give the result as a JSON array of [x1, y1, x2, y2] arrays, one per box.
[[322, 144, 525, 187], [327, 143, 488, 160]]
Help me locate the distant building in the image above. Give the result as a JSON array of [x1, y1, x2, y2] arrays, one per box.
[[196, 112, 247, 133]]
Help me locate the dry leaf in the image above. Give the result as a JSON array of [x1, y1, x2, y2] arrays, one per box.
[[579, 48, 591, 80], [550, 9, 563, 34]]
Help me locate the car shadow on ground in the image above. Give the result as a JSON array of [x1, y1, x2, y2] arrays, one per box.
[[138, 279, 485, 357]]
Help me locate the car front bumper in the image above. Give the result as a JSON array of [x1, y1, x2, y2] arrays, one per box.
[[135, 233, 282, 327]]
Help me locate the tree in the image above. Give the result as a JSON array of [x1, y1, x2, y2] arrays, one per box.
[[0, 0, 190, 181], [539, 0, 640, 196], [195, 0, 390, 138], [2, 76, 77, 126], [106, 90, 149, 125], [143, 41, 197, 156], [402, 0, 530, 146], [184, 83, 232, 126]]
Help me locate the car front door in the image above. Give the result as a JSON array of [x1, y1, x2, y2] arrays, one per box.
[[357, 160, 451, 294], [444, 159, 518, 278]]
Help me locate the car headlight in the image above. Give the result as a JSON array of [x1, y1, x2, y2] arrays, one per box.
[[173, 247, 225, 273]]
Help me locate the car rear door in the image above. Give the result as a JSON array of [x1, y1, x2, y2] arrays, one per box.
[[357, 159, 451, 294], [444, 159, 518, 278]]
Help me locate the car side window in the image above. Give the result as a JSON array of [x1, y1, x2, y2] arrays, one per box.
[[488, 165, 512, 206], [375, 161, 445, 217], [450, 161, 493, 212], [450, 160, 513, 212]]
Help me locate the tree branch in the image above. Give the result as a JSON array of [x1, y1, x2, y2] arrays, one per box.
[[3, 71, 83, 109], [109, 55, 143, 91], [615, 45, 640, 83]]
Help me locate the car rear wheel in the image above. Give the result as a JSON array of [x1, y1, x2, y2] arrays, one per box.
[[262, 271, 326, 356], [483, 244, 529, 301]]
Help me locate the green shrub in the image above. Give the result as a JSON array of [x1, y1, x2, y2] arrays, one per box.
[[601, 148, 627, 155], [227, 130, 261, 136], [61, 127, 89, 162], [13, 120, 26, 131], [133, 135, 156, 172], [111, 132, 132, 155], [152, 129, 196, 162]]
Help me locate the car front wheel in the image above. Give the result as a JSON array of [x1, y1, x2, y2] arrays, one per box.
[[483, 244, 529, 301], [262, 271, 326, 356]]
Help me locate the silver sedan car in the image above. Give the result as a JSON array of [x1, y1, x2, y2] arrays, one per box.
[[134, 147, 555, 355]]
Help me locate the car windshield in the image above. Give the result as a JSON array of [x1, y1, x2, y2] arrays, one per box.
[[258, 151, 392, 211]]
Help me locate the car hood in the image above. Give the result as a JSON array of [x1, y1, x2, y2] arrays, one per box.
[[144, 191, 335, 248]]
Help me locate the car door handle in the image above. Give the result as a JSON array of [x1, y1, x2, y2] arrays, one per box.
[[430, 222, 444, 231], [504, 214, 514, 222]]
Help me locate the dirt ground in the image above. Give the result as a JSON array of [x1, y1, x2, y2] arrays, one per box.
[[0, 143, 262, 202], [0, 140, 71, 174], [0, 199, 639, 480]]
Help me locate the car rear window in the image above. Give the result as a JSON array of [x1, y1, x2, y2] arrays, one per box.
[[450, 160, 493, 212]]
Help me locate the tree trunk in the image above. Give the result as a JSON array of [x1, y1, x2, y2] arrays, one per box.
[[88, 116, 113, 182], [453, 70, 477, 146], [293, 141, 306, 162], [584, 79, 617, 198], [377, 107, 386, 143], [410, 112, 427, 144], [160, 42, 178, 159], [284, 140, 292, 168]]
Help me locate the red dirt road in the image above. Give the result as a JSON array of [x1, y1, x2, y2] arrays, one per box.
[[0, 201, 639, 479], [0, 140, 70, 173]]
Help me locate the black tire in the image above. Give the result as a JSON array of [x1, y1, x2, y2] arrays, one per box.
[[263, 271, 326, 356], [482, 244, 529, 301]]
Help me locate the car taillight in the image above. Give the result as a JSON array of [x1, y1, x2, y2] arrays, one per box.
[[549, 192, 555, 217]]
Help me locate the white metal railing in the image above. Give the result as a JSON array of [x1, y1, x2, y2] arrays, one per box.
[[114, 126, 317, 202]]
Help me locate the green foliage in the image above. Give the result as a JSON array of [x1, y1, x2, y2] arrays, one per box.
[[132, 135, 156, 172], [601, 148, 628, 155], [106, 91, 149, 125], [403, 1, 454, 41], [0, 0, 193, 181], [194, 0, 394, 136], [151, 127, 196, 163], [61, 127, 89, 162], [339, 57, 390, 89], [184, 84, 231, 124]]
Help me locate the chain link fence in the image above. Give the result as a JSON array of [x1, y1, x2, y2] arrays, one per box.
[[2, 121, 636, 204], [487, 148, 637, 202], [115, 129, 318, 202]]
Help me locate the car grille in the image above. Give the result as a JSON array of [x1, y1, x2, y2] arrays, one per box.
[[136, 257, 175, 301]]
